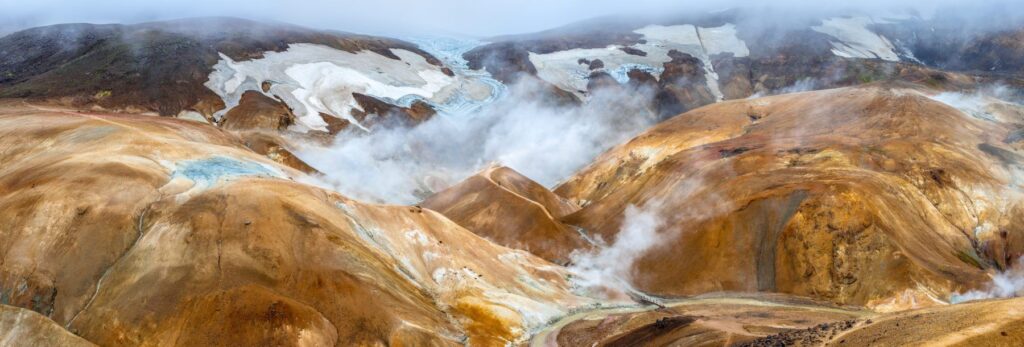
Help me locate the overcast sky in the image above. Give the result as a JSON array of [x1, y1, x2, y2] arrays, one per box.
[[1, 0, 1020, 37]]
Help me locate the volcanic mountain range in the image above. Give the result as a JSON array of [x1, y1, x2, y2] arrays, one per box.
[[1, 10, 1024, 347]]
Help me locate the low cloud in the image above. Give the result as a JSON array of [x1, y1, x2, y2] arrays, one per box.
[[3, 0, 1022, 38]]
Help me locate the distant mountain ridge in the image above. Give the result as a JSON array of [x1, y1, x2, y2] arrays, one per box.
[[0, 17, 442, 116]]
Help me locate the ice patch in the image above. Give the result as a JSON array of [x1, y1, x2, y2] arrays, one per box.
[[812, 17, 900, 62], [403, 36, 506, 115]]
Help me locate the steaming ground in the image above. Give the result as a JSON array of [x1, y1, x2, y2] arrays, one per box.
[[952, 256, 1024, 303], [567, 167, 733, 299], [294, 77, 659, 204]]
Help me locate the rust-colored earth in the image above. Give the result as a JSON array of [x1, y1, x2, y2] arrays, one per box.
[[556, 83, 1024, 309], [0, 101, 591, 346]]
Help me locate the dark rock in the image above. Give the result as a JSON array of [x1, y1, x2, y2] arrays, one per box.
[[221, 91, 295, 131], [238, 131, 320, 174], [319, 113, 350, 135], [719, 147, 755, 158], [619, 46, 647, 56], [350, 92, 436, 128], [586, 71, 622, 92]]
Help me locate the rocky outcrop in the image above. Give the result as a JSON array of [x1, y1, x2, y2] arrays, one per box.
[[236, 131, 319, 174], [300, 93, 439, 136], [220, 91, 295, 131], [350, 92, 436, 128], [205, 91, 316, 173], [653, 50, 717, 117]]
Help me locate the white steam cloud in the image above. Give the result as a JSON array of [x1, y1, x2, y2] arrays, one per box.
[[296, 78, 659, 204], [951, 257, 1024, 303], [927, 85, 1022, 123], [567, 170, 730, 300], [747, 77, 820, 99], [568, 203, 666, 299]]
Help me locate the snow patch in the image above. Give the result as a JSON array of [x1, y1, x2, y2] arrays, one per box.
[[205, 44, 467, 132], [633, 24, 702, 45], [528, 23, 749, 101], [697, 24, 750, 58], [812, 17, 900, 62]]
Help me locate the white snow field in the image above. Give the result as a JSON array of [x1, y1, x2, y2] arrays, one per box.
[[527, 24, 750, 101], [205, 43, 495, 132], [812, 16, 901, 62]]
